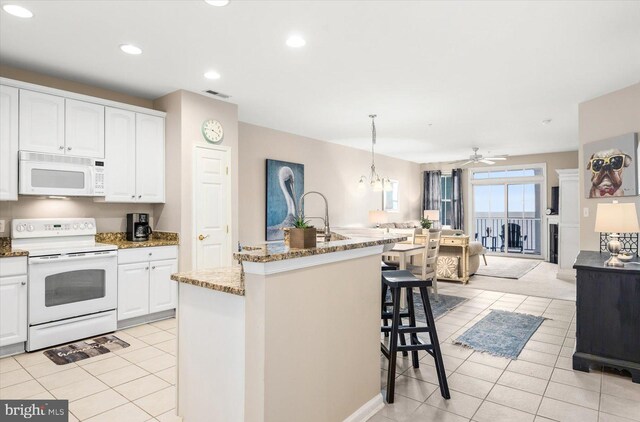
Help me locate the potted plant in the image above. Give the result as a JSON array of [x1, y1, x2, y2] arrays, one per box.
[[420, 217, 432, 234], [289, 215, 317, 249]]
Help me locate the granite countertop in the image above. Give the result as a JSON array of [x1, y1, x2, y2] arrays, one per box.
[[234, 233, 406, 263], [0, 237, 28, 258], [171, 266, 245, 296], [96, 231, 179, 249]]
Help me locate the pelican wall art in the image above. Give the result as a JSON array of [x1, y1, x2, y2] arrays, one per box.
[[266, 159, 305, 241]]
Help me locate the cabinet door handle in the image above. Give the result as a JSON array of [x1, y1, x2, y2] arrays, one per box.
[[21, 281, 26, 286], [67, 146, 72, 151], [148, 252, 152, 256], [138, 195, 142, 199], [59, 145, 64, 150], [145, 267, 149, 270], [131, 195, 135, 199], [152, 266, 156, 269]]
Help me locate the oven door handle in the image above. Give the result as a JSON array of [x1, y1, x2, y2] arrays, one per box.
[[28, 251, 117, 264]]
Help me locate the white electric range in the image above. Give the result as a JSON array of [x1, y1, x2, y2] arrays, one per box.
[[12, 218, 118, 351]]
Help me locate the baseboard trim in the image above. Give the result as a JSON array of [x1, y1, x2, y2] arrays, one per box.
[[556, 268, 576, 282], [0, 342, 25, 358], [117, 309, 176, 330], [343, 393, 384, 422]]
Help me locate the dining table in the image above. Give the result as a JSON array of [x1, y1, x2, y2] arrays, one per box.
[[383, 242, 426, 307], [383, 242, 426, 270]]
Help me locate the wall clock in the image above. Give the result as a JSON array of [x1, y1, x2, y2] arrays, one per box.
[[202, 119, 224, 144]]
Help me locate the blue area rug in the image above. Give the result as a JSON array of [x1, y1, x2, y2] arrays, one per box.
[[417, 293, 468, 321], [385, 291, 468, 322], [453, 310, 545, 359]]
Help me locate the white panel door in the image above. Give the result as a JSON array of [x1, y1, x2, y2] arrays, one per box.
[[194, 147, 230, 270], [149, 259, 178, 314], [65, 99, 105, 158], [117, 262, 150, 321], [0, 85, 19, 201], [19, 89, 65, 154], [0, 275, 27, 347], [105, 107, 137, 202], [135, 113, 165, 203]]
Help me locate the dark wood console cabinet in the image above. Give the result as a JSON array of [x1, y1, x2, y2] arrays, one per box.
[[573, 251, 640, 382]]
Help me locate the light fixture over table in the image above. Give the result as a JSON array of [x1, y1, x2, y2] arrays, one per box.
[[358, 114, 392, 192]]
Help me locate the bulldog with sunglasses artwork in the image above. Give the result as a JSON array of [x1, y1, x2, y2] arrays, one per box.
[[587, 149, 632, 198]]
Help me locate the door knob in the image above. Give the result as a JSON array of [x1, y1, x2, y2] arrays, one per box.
[[198, 234, 209, 241]]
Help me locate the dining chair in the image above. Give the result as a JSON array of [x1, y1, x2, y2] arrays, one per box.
[[407, 230, 441, 297]]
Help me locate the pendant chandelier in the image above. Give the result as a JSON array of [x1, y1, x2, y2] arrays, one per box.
[[358, 114, 392, 192]]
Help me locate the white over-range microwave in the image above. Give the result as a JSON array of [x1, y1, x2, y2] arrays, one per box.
[[19, 151, 106, 197]]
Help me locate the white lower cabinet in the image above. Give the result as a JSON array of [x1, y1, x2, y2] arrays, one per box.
[[118, 262, 150, 320], [149, 259, 178, 314], [0, 257, 28, 348], [117, 246, 177, 321]]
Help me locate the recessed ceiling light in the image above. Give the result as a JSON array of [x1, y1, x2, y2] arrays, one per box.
[[3, 4, 33, 18], [120, 44, 142, 55], [541, 119, 552, 125], [204, 71, 221, 80], [286, 35, 306, 48], [204, 0, 229, 6]]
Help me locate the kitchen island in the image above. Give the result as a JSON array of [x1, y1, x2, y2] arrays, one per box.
[[171, 233, 404, 422]]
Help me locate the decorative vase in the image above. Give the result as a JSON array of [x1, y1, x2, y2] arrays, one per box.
[[289, 228, 317, 249]]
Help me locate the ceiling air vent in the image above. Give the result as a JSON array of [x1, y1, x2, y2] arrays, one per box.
[[204, 90, 231, 99]]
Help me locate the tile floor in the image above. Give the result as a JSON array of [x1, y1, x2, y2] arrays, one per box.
[[0, 318, 179, 422], [373, 283, 640, 422], [1, 284, 638, 422]]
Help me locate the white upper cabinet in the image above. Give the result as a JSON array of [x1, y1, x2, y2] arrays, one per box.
[[65, 99, 105, 158], [135, 113, 165, 203], [19, 89, 65, 154], [105, 107, 137, 202], [1, 77, 165, 202], [0, 85, 19, 201]]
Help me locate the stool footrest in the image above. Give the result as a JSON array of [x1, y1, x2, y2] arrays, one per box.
[[381, 325, 432, 334]]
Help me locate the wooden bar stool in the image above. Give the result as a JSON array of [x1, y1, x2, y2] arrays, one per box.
[[380, 270, 450, 403]]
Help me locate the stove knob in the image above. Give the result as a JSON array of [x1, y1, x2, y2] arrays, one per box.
[[87, 222, 94, 229], [73, 223, 78, 229], [16, 224, 24, 232], [27, 224, 34, 232]]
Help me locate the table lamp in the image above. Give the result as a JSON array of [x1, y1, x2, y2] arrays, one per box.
[[369, 210, 389, 228], [423, 210, 439, 228], [594, 202, 639, 267]]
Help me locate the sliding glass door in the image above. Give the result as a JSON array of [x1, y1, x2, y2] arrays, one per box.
[[471, 166, 545, 257]]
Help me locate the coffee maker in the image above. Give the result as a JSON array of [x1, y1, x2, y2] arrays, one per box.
[[126, 213, 153, 242]]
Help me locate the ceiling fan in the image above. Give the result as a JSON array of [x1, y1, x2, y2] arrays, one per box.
[[449, 147, 508, 166]]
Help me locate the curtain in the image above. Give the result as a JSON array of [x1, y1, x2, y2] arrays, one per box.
[[451, 168, 464, 231], [422, 170, 441, 212]]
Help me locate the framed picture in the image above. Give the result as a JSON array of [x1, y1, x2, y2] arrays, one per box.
[[584, 132, 638, 198], [265, 159, 305, 241]]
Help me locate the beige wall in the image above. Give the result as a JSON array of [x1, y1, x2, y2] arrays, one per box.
[[153, 90, 239, 270], [0, 64, 153, 108], [578, 83, 640, 251], [0, 66, 156, 235], [421, 151, 579, 234], [238, 122, 422, 245]]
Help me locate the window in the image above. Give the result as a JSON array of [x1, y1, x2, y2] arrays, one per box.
[[383, 180, 399, 212], [440, 175, 452, 225]]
